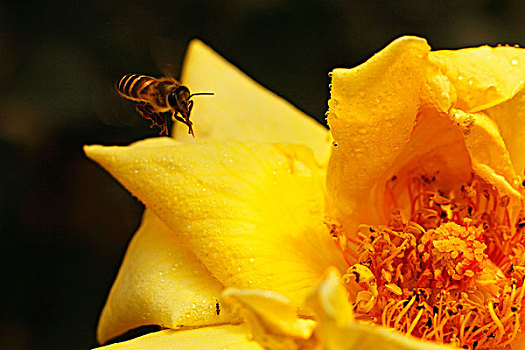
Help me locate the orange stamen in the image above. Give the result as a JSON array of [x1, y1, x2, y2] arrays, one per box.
[[335, 174, 525, 349]]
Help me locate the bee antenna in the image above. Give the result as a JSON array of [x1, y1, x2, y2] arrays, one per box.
[[189, 92, 214, 98]]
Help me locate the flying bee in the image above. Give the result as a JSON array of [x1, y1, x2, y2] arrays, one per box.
[[116, 74, 213, 136]]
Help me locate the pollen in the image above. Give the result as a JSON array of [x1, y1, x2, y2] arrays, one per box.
[[333, 174, 525, 350]]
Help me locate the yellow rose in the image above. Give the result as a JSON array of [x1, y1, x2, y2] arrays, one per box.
[[86, 37, 525, 349]]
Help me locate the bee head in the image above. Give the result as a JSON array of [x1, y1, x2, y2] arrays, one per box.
[[168, 86, 191, 118]]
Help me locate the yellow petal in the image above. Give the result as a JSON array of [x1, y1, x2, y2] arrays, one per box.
[[306, 268, 452, 350], [430, 45, 525, 112], [93, 325, 262, 350], [485, 84, 525, 176], [306, 267, 354, 329], [85, 137, 345, 308], [327, 36, 430, 230], [320, 324, 454, 350], [449, 108, 521, 203], [177, 39, 331, 164], [221, 288, 316, 349], [97, 210, 237, 344]]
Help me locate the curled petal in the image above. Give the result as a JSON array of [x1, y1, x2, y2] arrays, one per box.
[[327, 36, 431, 230], [96, 210, 236, 344], [430, 45, 525, 112], [93, 325, 262, 350], [222, 288, 316, 349], [485, 84, 525, 176], [449, 108, 521, 204], [85, 138, 345, 310], [327, 36, 525, 233], [178, 39, 331, 165], [306, 267, 354, 329]]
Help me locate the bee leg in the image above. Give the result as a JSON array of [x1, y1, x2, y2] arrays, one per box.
[[136, 103, 169, 135], [186, 101, 195, 137], [172, 113, 186, 124], [135, 103, 156, 126], [135, 102, 154, 116], [157, 111, 173, 135], [186, 121, 195, 137], [172, 113, 194, 137]]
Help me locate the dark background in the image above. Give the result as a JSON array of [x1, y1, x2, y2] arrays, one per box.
[[1, 1, 523, 349]]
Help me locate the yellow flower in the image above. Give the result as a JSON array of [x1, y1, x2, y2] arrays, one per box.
[[85, 37, 525, 349]]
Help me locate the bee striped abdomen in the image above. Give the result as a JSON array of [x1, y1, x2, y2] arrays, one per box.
[[116, 74, 155, 102]]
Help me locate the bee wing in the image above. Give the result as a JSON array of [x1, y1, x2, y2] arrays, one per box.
[[150, 35, 186, 78], [159, 63, 176, 79]]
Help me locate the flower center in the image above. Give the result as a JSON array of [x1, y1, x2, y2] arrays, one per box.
[[330, 174, 525, 349]]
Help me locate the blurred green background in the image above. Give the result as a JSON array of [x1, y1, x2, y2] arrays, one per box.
[[1, 1, 523, 349]]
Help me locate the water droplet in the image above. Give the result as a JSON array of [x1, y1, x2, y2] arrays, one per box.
[[511, 58, 519, 66], [332, 141, 338, 147], [134, 169, 139, 174], [328, 83, 332, 89], [458, 75, 464, 81], [328, 72, 333, 77], [202, 188, 207, 192], [468, 78, 474, 85]]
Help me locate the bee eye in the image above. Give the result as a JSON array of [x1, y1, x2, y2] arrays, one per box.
[[168, 93, 177, 107]]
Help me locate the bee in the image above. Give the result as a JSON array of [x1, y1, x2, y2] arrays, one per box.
[[116, 74, 213, 136]]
